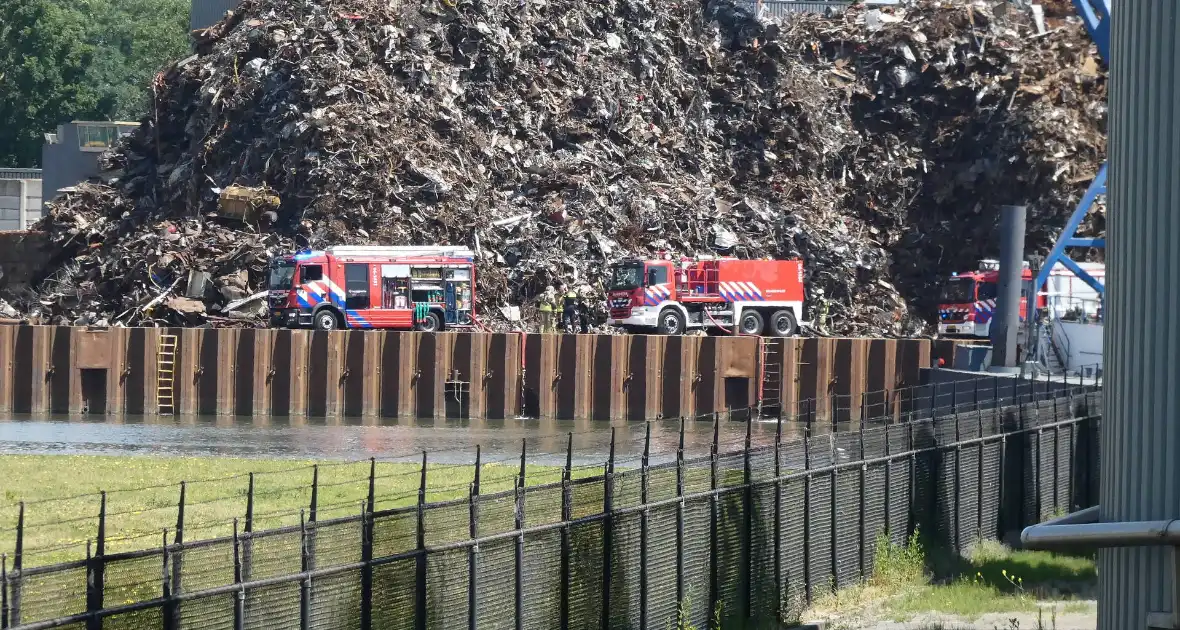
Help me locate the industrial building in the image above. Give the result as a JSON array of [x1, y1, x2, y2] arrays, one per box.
[[39, 121, 139, 213]]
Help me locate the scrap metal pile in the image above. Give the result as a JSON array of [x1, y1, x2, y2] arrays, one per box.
[[11, 0, 1105, 333]]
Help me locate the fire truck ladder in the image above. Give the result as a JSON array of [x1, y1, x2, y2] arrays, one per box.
[[157, 334, 177, 415], [758, 338, 783, 418]]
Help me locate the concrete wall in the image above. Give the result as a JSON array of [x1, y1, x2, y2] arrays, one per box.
[[0, 326, 932, 422], [0, 170, 42, 231]]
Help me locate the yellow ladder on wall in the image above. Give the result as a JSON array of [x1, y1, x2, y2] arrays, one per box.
[[157, 334, 177, 415]]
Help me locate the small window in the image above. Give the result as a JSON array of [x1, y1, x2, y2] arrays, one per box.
[[77, 125, 118, 151], [300, 264, 323, 283], [646, 266, 669, 286], [977, 282, 999, 301]]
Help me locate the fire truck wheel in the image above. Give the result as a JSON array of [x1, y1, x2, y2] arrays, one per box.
[[314, 310, 341, 331], [417, 310, 443, 333], [769, 309, 798, 337], [738, 310, 764, 336], [657, 308, 686, 335]]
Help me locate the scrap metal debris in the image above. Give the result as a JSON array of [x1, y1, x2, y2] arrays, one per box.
[[9, 0, 1105, 334]]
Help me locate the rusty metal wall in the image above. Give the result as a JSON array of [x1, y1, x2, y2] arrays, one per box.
[[0, 326, 931, 422]]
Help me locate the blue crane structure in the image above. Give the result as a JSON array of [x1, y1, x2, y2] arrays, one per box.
[[1033, 0, 1110, 296]]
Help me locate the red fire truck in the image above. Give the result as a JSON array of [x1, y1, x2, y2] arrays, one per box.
[[605, 254, 805, 336], [267, 245, 476, 331], [936, 259, 1105, 339]]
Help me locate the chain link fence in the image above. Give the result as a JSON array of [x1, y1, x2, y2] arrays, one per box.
[[2, 386, 1101, 630]]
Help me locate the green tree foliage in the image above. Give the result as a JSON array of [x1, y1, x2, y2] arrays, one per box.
[[0, 0, 96, 167], [71, 0, 191, 122], [0, 0, 189, 167]]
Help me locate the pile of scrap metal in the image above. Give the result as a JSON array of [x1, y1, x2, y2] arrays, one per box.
[[5, 0, 1105, 333]]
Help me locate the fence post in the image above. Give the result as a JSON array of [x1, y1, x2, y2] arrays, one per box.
[[773, 413, 783, 620], [160, 532, 172, 630], [168, 483, 185, 630], [2, 554, 8, 630], [907, 422, 916, 537], [469, 446, 482, 630], [601, 428, 616, 630], [954, 408, 962, 555], [415, 453, 427, 630], [300, 512, 311, 630], [233, 520, 244, 630], [828, 434, 837, 590], [951, 379, 958, 415], [858, 426, 866, 580], [709, 416, 719, 615], [9, 503, 22, 627], [802, 426, 812, 602], [929, 382, 937, 419], [361, 459, 376, 630], [998, 428, 1008, 539], [243, 474, 255, 591], [884, 424, 891, 538], [1053, 416, 1062, 514], [741, 416, 754, 619], [559, 434, 572, 630], [640, 423, 651, 630], [85, 491, 106, 630], [675, 419, 685, 609], [514, 440, 526, 630], [977, 411, 985, 540]]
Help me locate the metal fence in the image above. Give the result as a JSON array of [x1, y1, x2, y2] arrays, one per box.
[[1, 387, 1101, 630]]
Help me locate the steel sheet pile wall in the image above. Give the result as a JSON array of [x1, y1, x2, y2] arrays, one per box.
[[1, 388, 1100, 630], [0, 327, 933, 421]]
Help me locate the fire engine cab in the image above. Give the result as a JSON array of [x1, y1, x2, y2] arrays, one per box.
[[605, 254, 805, 336], [937, 259, 1105, 339], [267, 245, 476, 332]]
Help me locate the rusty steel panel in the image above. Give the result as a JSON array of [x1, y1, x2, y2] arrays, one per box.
[[288, 330, 312, 417], [30, 326, 68, 414], [622, 335, 648, 421], [552, 334, 577, 420], [306, 331, 331, 417], [414, 332, 439, 419], [660, 335, 684, 420], [123, 328, 149, 416], [394, 332, 420, 419], [339, 331, 367, 417], [106, 328, 130, 416], [483, 333, 517, 420], [799, 338, 836, 426], [12, 327, 34, 413], [465, 333, 489, 419], [325, 331, 349, 417], [360, 332, 382, 417], [866, 339, 898, 422], [0, 326, 15, 413], [196, 329, 221, 416], [443, 332, 473, 419], [251, 329, 276, 417], [718, 336, 758, 378], [894, 339, 929, 416], [521, 333, 550, 419], [74, 329, 112, 369], [779, 338, 802, 420], [216, 328, 239, 416], [832, 339, 869, 426], [693, 336, 718, 419], [680, 336, 703, 420]]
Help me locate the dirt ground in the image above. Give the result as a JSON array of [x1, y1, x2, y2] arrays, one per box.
[[815, 600, 1098, 630]]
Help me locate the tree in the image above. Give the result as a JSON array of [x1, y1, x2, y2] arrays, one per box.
[[70, 0, 191, 122], [0, 0, 97, 167]]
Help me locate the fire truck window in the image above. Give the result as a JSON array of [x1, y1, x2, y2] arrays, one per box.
[[939, 278, 974, 303], [978, 282, 999, 301], [646, 266, 668, 286], [344, 264, 370, 310], [300, 265, 323, 283]]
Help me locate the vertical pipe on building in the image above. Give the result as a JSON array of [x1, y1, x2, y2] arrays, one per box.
[[17, 180, 27, 232], [1102, 3, 1180, 629], [990, 205, 1027, 372]]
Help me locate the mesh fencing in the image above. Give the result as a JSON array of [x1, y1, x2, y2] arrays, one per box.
[[2, 389, 1101, 630]]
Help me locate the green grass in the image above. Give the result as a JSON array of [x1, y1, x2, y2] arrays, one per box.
[[0, 455, 582, 567], [808, 531, 1097, 626]]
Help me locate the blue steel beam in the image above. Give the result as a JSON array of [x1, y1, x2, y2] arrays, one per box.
[[1035, 1, 1110, 301], [1071, 0, 1111, 62], [1034, 163, 1107, 297]]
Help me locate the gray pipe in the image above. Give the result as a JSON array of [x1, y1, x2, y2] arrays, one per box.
[[989, 205, 1026, 370], [1102, 2, 1180, 629]]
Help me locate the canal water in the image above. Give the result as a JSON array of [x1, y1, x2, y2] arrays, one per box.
[[0, 414, 810, 466]]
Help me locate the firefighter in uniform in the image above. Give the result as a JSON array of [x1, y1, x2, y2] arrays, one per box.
[[576, 283, 595, 333], [562, 285, 580, 333], [539, 285, 557, 333]]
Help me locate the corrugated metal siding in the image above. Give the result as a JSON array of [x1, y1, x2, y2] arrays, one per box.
[[190, 0, 240, 30], [1101, 2, 1180, 629], [0, 168, 41, 180]]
